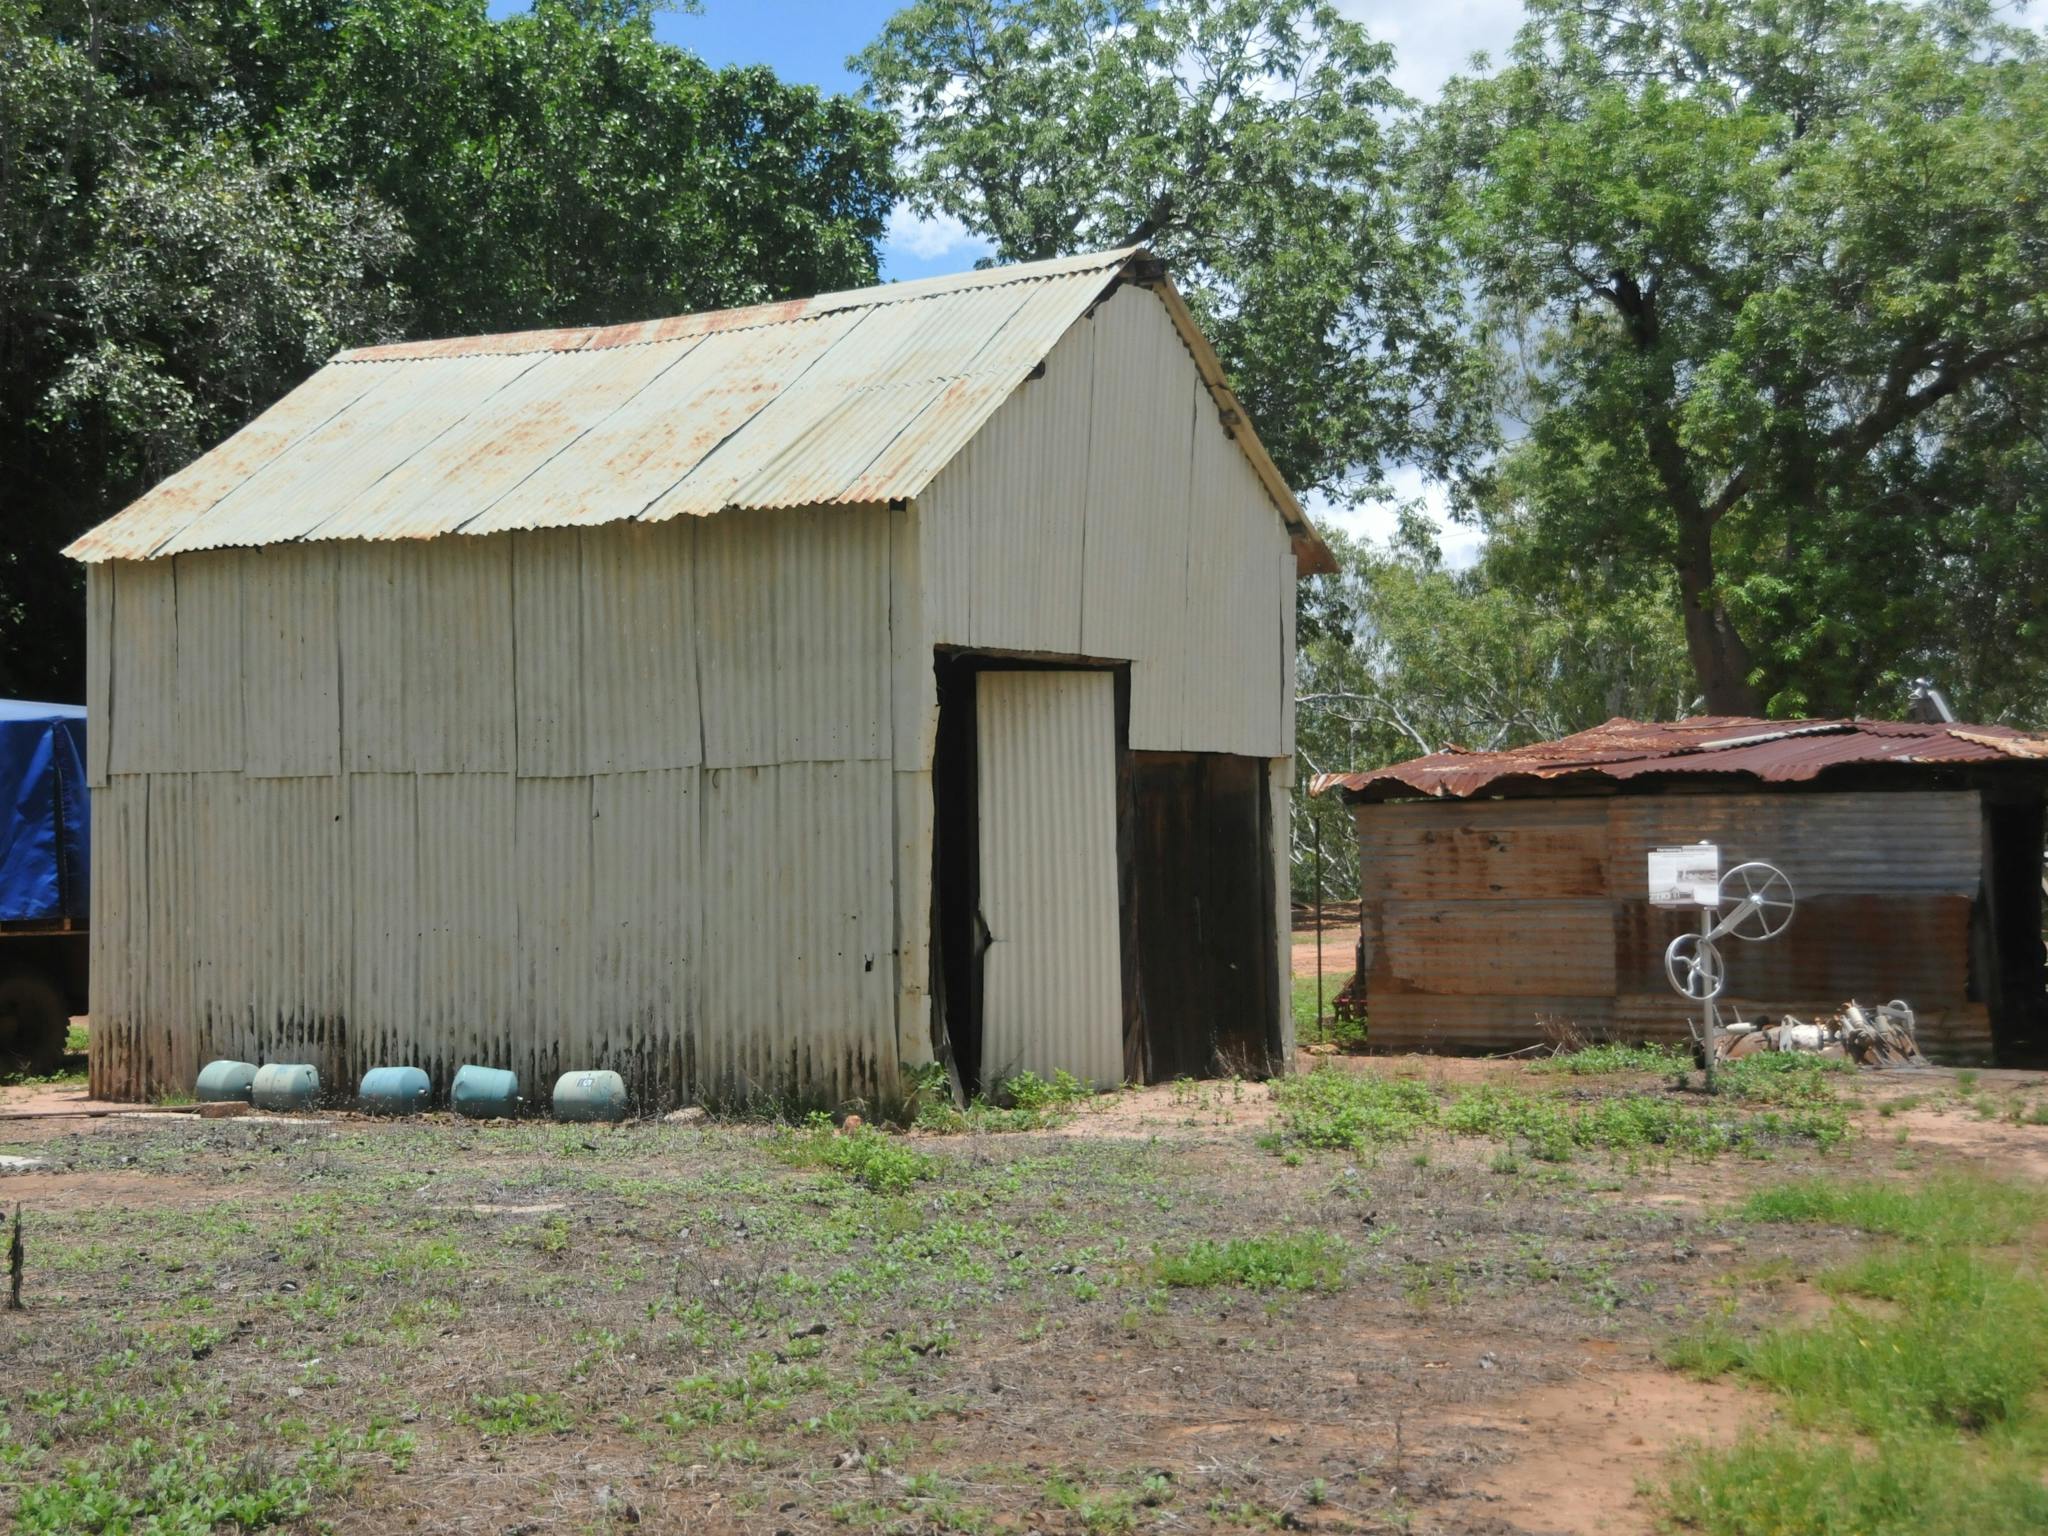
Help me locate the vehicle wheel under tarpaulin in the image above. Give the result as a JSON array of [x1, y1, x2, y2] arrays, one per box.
[[0, 966, 67, 1076]]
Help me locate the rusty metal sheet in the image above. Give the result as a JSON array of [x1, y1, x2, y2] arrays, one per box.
[[1321, 716, 2048, 800]]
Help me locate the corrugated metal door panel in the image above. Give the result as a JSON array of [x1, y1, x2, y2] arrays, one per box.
[[171, 552, 245, 772], [242, 546, 341, 777], [696, 516, 781, 769], [513, 530, 587, 777], [85, 568, 113, 787], [976, 671, 1123, 1088], [417, 774, 518, 1086], [1369, 900, 1618, 996], [698, 765, 781, 1098], [960, 315, 1093, 654], [1357, 800, 1613, 901], [109, 561, 178, 776], [893, 768, 935, 1072], [158, 352, 547, 556], [582, 520, 699, 773], [407, 537, 515, 773], [1606, 792, 1982, 896], [515, 777, 594, 1096], [1080, 293, 1198, 749], [349, 774, 420, 1082], [774, 508, 890, 764], [593, 768, 698, 1106], [86, 777, 147, 1098], [339, 544, 411, 771]]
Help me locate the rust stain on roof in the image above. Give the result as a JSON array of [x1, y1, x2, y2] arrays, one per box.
[[1314, 716, 2048, 801]]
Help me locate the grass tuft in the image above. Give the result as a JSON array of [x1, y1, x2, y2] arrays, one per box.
[[769, 1114, 937, 1193], [1153, 1233, 1346, 1292]]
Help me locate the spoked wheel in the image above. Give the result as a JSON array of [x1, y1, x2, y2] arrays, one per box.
[[1664, 932, 1726, 1002], [1711, 861, 1795, 942]]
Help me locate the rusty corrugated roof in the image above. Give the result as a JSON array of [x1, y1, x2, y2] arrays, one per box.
[[1313, 716, 2048, 801], [64, 247, 1332, 573]]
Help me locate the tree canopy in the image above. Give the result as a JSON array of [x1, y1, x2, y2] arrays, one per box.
[[1416, 0, 2048, 718], [0, 0, 896, 698]]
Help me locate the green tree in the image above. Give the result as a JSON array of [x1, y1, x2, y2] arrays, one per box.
[[1293, 523, 1693, 899], [1415, 0, 2048, 718], [857, 0, 1492, 501], [0, 0, 897, 700]]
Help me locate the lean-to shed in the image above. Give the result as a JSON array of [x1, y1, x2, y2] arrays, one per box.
[[70, 247, 1327, 1107], [1316, 717, 2048, 1065]]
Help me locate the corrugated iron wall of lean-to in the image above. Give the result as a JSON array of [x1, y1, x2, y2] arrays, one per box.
[[916, 284, 1295, 760], [1354, 791, 1993, 1060], [83, 508, 908, 1106]]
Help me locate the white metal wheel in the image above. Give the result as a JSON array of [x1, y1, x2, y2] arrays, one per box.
[[1664, 932, 1726, 1001], [1710, 861, 1795, 943]]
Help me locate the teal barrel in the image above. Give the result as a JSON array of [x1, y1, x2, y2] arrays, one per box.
[[195, 1060, 258, 1103], [251, 1063, 320, 1112], [359, 1066, 431, 1115], [552, 1069, 627, 1123], [451, 1064, 522, 1119]]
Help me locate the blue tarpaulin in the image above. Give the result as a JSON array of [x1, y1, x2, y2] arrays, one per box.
[[0, 700, 89, 923]]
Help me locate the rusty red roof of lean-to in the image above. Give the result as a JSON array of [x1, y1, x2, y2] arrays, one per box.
[[1312, 716, 2048, 801]]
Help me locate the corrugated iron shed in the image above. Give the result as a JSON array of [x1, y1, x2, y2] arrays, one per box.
[[1315, 716, 2048, 802], [65, 246, 1332, 576]]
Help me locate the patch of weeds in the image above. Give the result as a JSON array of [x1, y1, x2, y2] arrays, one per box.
[[1666, 1173, 2048, 1535], [466, 1391, 575, 1436], [770, 1114, 937, 1193], [1715, 1052, 1851, 1106], [1266, 1067, 1437, 1150], [916, 1070, 1096, 1134], [1153, 1233, 1346, 1292], [1532, 1042, 1689, 1076]]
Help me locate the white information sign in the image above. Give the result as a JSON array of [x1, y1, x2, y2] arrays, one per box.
[[1648, 843, 1721, 908]]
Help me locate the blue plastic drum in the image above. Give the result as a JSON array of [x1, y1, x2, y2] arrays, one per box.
[[251, 1063, 320, 1112], [195, 1060, 258, 1103], [359, 1066, 431, 1115], [451, 1064, 522, 1119], [552, 1069, 627, 1123]]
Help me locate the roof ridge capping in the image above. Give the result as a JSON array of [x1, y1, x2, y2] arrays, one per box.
[[336, 246, 1146, 363]]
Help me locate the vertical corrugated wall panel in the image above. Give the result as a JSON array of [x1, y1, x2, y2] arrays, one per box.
[[697, 765, 781, 1098], [85, 567, 112, 787], [976, 672, 1123, 1087], [339, 544, 412, 771], [785, 761, 896, 1102], [775, 508, 890, 763], [241, 776, 348, 1077], [1080, 301, 1198, 750], [242, 546, 341, 777], [416, 774, 517, 1085], [890, 505, 935, 771], [515, 777, 593, 1095], [582, 520, 699, 773], [1179, 398, 1285, 756], [408, 537, 515, 772], [513, 529, 587, 777], [697, 517, 782, 769], [110, 561, 178, 776], [171, 552, 245, 771], [892, 768, 935, 1073], [87, 776, 147, 1098], [1278, 546, 1297, 756], [592, 768, 698, 1105], [962, 318, 1093, 653], [143, 775, 202, 1093], [349, 773, 420, 1082], [184, 771, 248, 1072]]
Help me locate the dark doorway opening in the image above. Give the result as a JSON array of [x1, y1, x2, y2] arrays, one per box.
[[1125, 752, 1283, 1080], [1979, 792, 2048, 1065]]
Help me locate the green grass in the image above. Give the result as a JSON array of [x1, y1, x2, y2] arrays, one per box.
[[1666, 1174, 2048, 1535], [916, 1070, 1097, 1134], [1266, 1063, 1848, 1162], [1531, 1042, 1689, 1075], [466, 1390, 575, 1436], [769, 1114, 938, 1193], [1292, 971, 1365, 1049], [1153, 1233, 1346, 1292]]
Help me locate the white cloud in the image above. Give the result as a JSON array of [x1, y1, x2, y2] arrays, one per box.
[[1310, 467, 1484, 570], [1337, 0, 1528, 100], [883, 202, 991, 263]]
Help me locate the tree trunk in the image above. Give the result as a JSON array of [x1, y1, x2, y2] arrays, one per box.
[[1675, 525, 1765, 716]]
